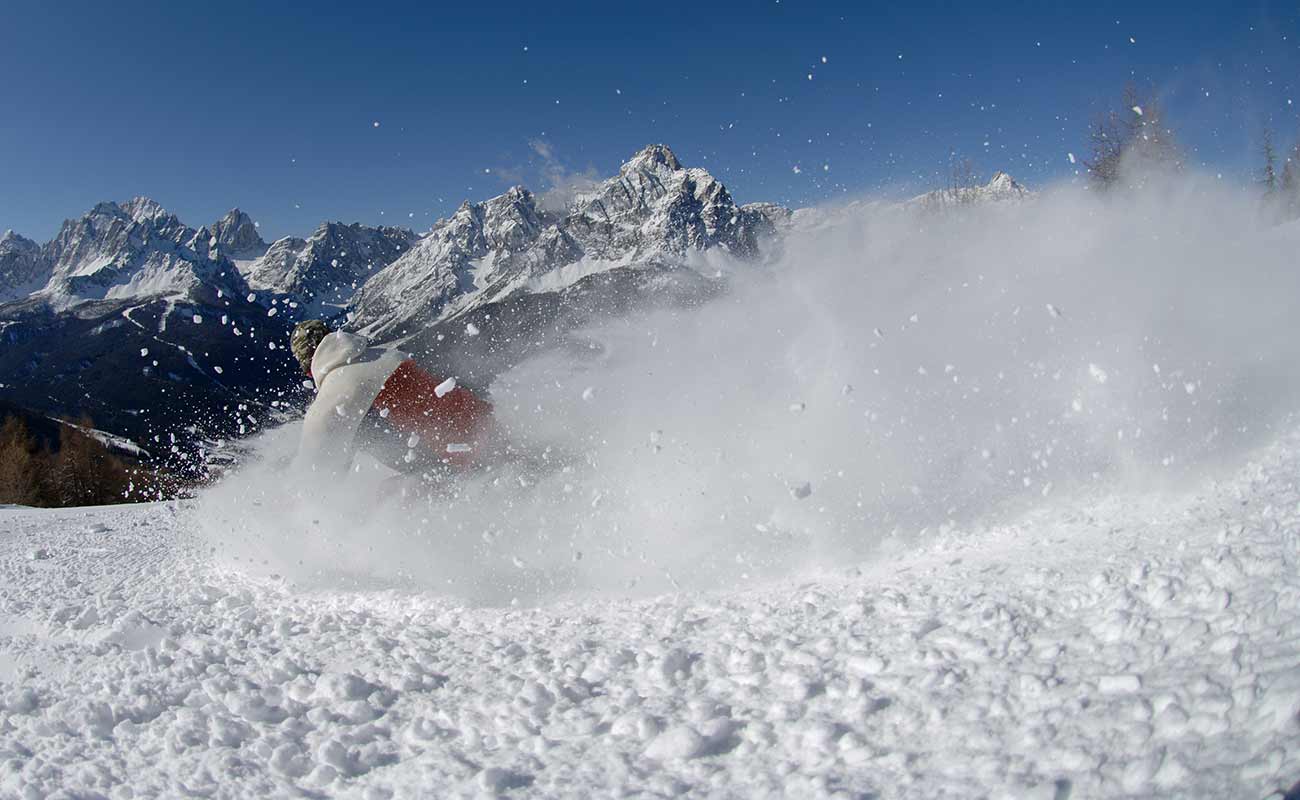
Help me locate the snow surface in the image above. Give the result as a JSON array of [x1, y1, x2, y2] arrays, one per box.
[[1, 424, 1298, 798]]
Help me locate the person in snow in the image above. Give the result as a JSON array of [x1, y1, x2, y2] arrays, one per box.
[[289, 320, 494, 475]]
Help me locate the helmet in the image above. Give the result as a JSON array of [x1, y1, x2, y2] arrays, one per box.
[[290, 319, 330, 376]]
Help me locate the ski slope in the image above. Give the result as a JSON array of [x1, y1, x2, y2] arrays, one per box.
[[2, 427, 1298, 798]]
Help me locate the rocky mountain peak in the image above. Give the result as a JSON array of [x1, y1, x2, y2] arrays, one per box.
[[210, 208, 266, 257], [120, 197, 169, 224], [622, 144, 683, 176], [0, 230, 37, 252], [984, 171, 1026, 196]]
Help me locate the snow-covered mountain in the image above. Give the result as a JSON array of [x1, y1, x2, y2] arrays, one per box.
[[350, 144, 781, 340], [906, 170, 1030, 210], [241, 222, 416, 319], [40, 197, 247, 308], [0, 230, 49, 302]]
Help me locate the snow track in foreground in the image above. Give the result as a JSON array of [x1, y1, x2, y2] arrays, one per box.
[[1, 435, 1299, 798]]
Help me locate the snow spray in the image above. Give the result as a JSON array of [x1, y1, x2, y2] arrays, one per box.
[[198, 174, 1300, 604]]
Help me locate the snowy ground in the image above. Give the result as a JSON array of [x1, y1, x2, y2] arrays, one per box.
[[2, 433, 1299, 799]]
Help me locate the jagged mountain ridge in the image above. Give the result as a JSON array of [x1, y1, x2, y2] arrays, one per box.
[[1, 147, 1028, 335], [3, 198, 414, 320], [349, 144, 781, 340], [38, 198, 248, 308]]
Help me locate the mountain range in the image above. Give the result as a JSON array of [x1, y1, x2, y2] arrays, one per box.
[[0, 146, 1026, 470]]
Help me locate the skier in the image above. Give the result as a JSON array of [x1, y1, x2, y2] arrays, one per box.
[[289, 320, 494, 475]]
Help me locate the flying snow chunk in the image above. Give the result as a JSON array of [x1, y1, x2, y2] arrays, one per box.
[[465, 322, 481, 336], [790, 481, 813, 500], [407, 433, 421, 449], [372, 121, 380, 128], [1089, 363, 1109, 384], [1046, 303, 1062, 318], [581, 386, 595, 401], [267, 307, 278, 317], [247, 293, 256, 303], [213, 366, 223, 374], [446, 443, 472, 454], [434, 377, 457, 398], [1068, 152, 1076, 164], [873, 327, 884, 339], [790, 402, 806, 413], [1132, 105, 1143, 116], [192, 314, 203, 324], [140, 348, 149, 357]]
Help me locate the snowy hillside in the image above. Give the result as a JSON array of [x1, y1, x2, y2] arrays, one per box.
[[1, 422, 1297, 798]]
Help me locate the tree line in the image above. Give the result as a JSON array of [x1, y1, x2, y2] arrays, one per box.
[[1256, 125, 1300, 222], [0, 413, 176, 507]]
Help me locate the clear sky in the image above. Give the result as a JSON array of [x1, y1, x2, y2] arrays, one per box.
[[3, 0, 1298, 242]]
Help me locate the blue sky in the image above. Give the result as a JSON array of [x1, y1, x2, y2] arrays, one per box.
[[3, 0, 1298, 242]]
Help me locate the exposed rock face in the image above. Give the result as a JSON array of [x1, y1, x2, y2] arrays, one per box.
[[204, 209, 267, 259], [0, 231, 49, 302], [239, 222, 416, 319]]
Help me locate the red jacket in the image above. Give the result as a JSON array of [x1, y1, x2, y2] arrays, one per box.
[[369, 359, 494, 470]]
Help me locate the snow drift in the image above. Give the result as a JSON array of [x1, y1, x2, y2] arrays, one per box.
[[198, 174, 1300, 604]]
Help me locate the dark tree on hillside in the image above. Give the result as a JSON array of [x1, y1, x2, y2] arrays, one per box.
[[0, 417, 45, 506], [1260, 126, 1278, 194], [1280, 141, 1300, 219], [52, 419, 132, 506], [949, 155, 980, 204], [1084, 85, 1182, 189]]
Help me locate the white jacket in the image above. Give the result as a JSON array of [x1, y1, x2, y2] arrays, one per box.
[[296, 331, 409, 473]]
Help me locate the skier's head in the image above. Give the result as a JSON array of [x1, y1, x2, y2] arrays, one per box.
[[290, 319, 330, 376]]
